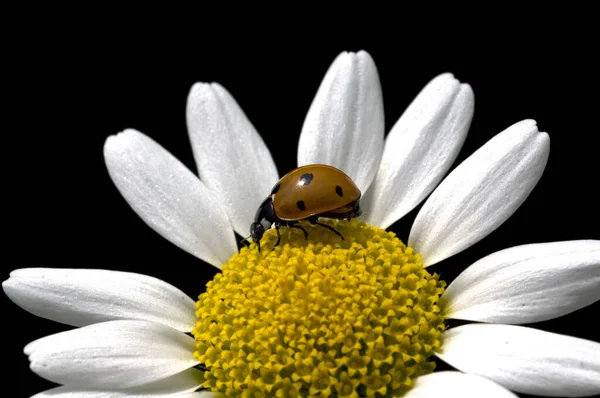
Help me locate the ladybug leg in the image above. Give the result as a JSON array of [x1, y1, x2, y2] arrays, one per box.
[[286, 221, 309, 240], [274, 225, 282, 248], [309, 217, 345, 241]]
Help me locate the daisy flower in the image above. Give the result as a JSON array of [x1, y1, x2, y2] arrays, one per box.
[[4, 51, 600, 398]]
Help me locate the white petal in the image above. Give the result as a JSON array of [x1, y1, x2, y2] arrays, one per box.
[[186, 83, 278, 237], [409, 119, 549, 266], [362, 74, 474, 229], [33, 393, 211, 398], [404, 371, 518, 398], [437, 324, 600, 397], [25, 320, 199, 389], [297, 50, 384, 192], [104, 129, 236, 268], [443, 240, 600, 323], [3, 268, 196, 332], [31, 368, 204, 397]]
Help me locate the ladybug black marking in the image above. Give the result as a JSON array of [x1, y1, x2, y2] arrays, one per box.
[[271, 181, 280, 194], [299, 173, 314, 186], [335, 185, 343, 197], [296, 200, 306, 211]]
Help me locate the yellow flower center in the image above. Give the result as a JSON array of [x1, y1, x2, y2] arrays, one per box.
[[193, 219, 446, 397]]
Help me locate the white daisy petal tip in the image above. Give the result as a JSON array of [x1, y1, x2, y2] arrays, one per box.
[[186, 81, 278, 237], [361, 71, 474, 228], [405, 371, 519, 398], [443, 240, 600, 324], [104, 129, 151, 158], [298, 49, 384, 192], [429, 72, 468, 88], [438, 324, 600, 397], [103, 128, 237, 268], [24, 320, 199, 389], [189, 80, 215, 94], [104, 127, 134, 146], [3, 268, 197, 332], [409, 118, 550, 267]]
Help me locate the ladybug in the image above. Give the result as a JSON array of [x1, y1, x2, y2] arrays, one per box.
[[249, 164, 362, 251]]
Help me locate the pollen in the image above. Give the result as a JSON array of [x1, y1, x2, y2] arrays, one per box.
[[193, 219, 446, 397]]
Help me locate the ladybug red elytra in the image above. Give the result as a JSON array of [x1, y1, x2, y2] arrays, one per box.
[[249, 164, 362, 251]]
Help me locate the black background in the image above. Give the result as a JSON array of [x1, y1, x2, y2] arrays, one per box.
[[4, 22, 599, 398]]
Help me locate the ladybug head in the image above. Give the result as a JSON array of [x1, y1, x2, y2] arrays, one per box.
[[250, 197, 277, 252], [250, 222, 265, 252]]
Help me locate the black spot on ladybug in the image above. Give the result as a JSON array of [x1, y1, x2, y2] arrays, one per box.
[[299, 173, 314, 186], [271, 181, 280, 194], [296, 200, 306, 211], [335, 185, 344, 197]]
